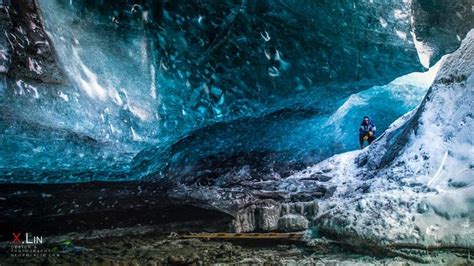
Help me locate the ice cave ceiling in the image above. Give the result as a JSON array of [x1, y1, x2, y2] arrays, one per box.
[[0, 0, 472, 183]]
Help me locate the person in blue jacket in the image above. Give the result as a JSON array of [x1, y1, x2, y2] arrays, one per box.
[[359, 116, 376, 149]]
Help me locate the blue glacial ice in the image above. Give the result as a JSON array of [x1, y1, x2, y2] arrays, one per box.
[[1, 0, 435, 182]]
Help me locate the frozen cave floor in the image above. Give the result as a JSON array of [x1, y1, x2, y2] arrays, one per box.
[[0, 226, 471, 265], [0, 211, 473, 265]]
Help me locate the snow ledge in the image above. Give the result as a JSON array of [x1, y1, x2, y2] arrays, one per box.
[[287, 29, 474, 247]]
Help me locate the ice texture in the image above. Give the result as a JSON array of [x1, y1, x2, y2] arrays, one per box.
[[286, 29, 474, 246], [0, 0, 472, 249], [1, 0, 433, 182]]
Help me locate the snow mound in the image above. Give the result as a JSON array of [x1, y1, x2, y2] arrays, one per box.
[[288, 29, 474, 247]]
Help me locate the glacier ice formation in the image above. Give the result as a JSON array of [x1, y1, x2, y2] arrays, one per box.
[[307, 29, 474, 247], [0, 0, 472, 251], [169, 29, 474, 248]]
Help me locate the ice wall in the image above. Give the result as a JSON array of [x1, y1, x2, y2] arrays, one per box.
[[1, 0, 431, 182], [1, 0, 471, 185], [293, 29, 474, 247], [411, 0, 474, 67], [132, 68, 437, 183]]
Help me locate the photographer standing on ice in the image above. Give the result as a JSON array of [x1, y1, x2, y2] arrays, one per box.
[[359, 116, 376, 149]]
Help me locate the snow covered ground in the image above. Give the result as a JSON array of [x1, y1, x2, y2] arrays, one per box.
[[285, 29, 474, 247]]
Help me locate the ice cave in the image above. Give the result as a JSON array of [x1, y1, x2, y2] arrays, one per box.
[[0, 0, 473, 264]]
